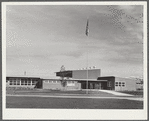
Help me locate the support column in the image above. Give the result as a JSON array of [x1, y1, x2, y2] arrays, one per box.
[[31, 79, 32, 85], [20, 79, 21, 85]]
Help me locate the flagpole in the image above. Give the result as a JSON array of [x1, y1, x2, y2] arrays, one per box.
[[86, 36, 88, 94], [85, 19, 89, 94]]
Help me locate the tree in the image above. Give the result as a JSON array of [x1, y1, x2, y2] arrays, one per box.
[[60, 65, 67, 90]]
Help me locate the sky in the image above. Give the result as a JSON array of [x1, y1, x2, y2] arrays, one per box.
[[6, 4, 143, 79]]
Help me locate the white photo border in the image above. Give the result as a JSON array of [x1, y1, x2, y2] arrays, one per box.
[[2, 1, 147, 120]]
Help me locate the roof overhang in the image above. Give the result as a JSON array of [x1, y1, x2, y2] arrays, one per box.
[[56, 71, 72, 77], [65, 78, 107, 82], [6, 76, 41, 79]]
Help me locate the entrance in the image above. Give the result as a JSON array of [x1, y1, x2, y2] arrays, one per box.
[[92, 82, 107, 89], [80, 81, 108, 90]]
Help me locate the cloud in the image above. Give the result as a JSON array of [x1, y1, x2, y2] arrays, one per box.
[[6, 5, 143, 78]]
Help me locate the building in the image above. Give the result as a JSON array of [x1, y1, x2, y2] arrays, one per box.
[[97, 76, 136, 91], [56, 69, 101, 79], [42, 79, 81, 90], [6, 68, 139, 91], [6, 76, 42, 89], [135, 78, 143, 90], [54, 69, 137, 91]]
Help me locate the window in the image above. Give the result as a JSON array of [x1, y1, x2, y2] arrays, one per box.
[[9, 79, 18, 85], [107, 81, 111, 87], [21, 81, 24, 85], [32, 80, 37, 85], [16, 81, 20, 85], [25, 80, 27, 85], [44, 80, 47, 83], [28, 81, 31, 85], [115, 82, 118, 86], [13, 81, 16, 85], [119, 82, 121, 86], [122, 82, 125, 87], [52, 81, 57, 83], [9, 81, 13, 85], [115, 82, 126, 87]]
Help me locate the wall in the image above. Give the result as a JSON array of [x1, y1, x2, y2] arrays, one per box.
[[72, 69, 101, 79], [42, 79, 81, 90], [66, 81, 81, 90], [136, 83, 143, 90], [97, 76, 115, 90], [136, 79, 143, 90], [42, 79, 63, 90], [115, 77, 136, 91], [6, 84, 35, 88]]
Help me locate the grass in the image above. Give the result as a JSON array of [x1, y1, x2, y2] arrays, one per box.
[[6, 96, 143, 109], [7, 89, 118, 97], [119, 91, 143, 97], [6, 88, 143, 109], [7, 88, 144, 97]]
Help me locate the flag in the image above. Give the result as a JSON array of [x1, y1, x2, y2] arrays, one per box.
[[85, 19, 89, 36], [24, 71, 26, 76]]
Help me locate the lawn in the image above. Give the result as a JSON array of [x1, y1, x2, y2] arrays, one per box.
[[7, 88, 116, 97], [6, 96, 143, 109], [119, 91, 143, 97]]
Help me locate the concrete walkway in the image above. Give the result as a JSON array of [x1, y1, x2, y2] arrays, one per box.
[[98, 90, 134, 96], [6, 94, 143, 101]]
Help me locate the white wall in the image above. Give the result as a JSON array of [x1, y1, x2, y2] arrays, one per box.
[[115, 77, 136, 91]]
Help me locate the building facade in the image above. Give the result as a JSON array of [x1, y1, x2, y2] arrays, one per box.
[[6, 69, 139, 91], [42, 79, 81, 90], [56, 69, 101, 79], [6, 76, 41, 89], [55, 69, 137, 91], [97, 76, 136, 91]]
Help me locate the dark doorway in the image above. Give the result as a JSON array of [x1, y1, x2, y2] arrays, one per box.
[[80, 81, 107, 90], [81, 82, 86, 89], [101, 82, 107, 89]]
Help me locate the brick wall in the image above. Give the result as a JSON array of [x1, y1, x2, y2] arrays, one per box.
[[42, 79, 81, 90]]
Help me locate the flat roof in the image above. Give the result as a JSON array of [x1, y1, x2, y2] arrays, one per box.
[[55, 69, 100, 73], [64, 78, 107, 82], [6, 76, 41, 79], [76, 80, 107, 82], [97, 76, 115, 79], [41, 78, 107, 82]]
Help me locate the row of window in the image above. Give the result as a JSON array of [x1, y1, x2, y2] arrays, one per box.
[[9, 81, 37, 86], [44, 80, 75, 84], [115, 82, 125, 87], [44, 80, 60, 83]]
